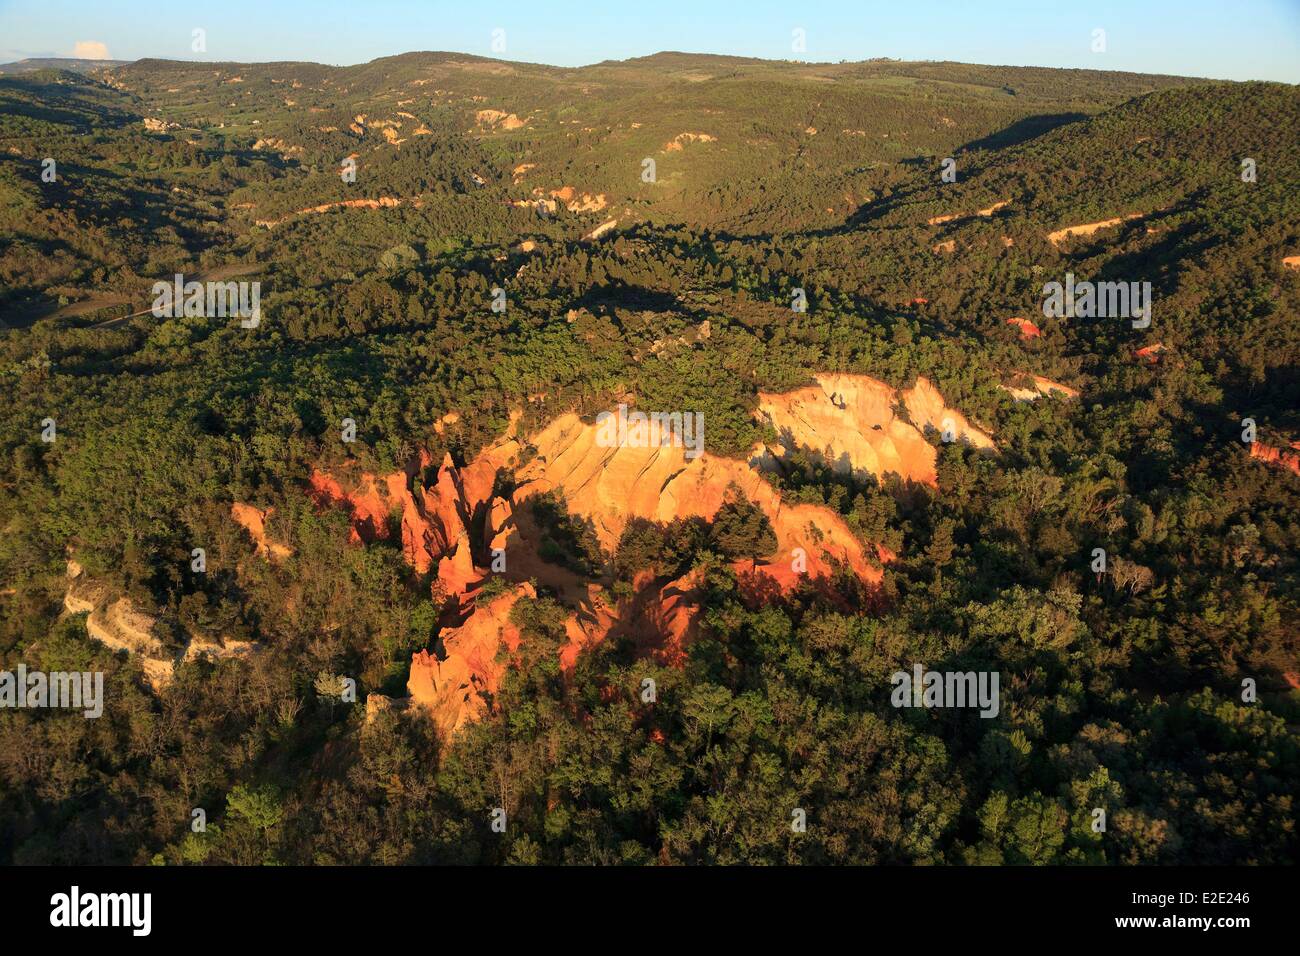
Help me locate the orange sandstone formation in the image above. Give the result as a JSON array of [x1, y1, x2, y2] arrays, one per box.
[[231, 502, 291, 561], [256, 196, 403, 228], [408, 583, 532, 735], [664, 132, 716, 151], [608, 570, 702, 668], [999, 374, 1080, 402], [927, 199, 1010, 226], [1046, 213, 1143, 247], [1249, 440, 1300, 477], [1006, 316, 1041, 339], [510, 411, 888, 587], [583, 219, 618, 241], [754, 373, 994, 487], [307, 470, 395, 544], [308, 435, 520, 597], [332, 379, 995, 737], [547, 186, 607, 212], [476, 109, 525, 130]]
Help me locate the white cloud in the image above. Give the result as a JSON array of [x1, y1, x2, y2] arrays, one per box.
[[71, 41, 110, 60]]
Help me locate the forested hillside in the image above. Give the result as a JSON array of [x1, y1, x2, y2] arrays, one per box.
[[0, 52, 1295, 865]]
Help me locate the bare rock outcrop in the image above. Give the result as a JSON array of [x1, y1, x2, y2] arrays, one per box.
[[1006, 317, 1041, 339], [231, 502, 292, 561], [1250, 440, 1300, 477], [755, 373, 993, 487], [582, 219, 618, 241], [927, 199, 1009, 226], [513, 410, 888, 587], [309, 434, 521, 599], [1046, 213, 1143, 246], [999, 374, 1080, 402], [316, 392, 917, 739], [86, 597, 174, 692], [407, 583, 533, 736], [549, 186, 608, 212], [256, 196, 404, 229], [664, 132, 716, 151], [1135, 342, 1166, 363], [64, 560, 262, 693], [475, 109, 525, 130]]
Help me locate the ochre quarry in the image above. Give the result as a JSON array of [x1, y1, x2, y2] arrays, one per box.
[[407, 583, 532, 736], [1006, 316, 1042, 339], [509, 411, 889, 584], [255, 195, 406, 228], [313, 377, 990, 738], [231, 502, 292, 561], [1250, 440, 1300, 477], [927, 199, 1010, 226], [1135, 342, 1166, 363], [999, 374, 1080, 402], [63, 560, 261, 693], [754, 373, 993, 486], [308, 434, 521, 604], [1046, 213, 1143, 246]]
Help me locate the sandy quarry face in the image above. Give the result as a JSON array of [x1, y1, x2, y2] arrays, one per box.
[[1046, 213, 1143, 246], [63, 569, 171, 691], [394, 399, 896, 738], [408, 583, 532, 736], [1135, 342, 1166, 363], [548, 186, 607, 213], [475, 108, 525, 130], [664, 132, 716, 151], [316, 391, 930, 738], [64, 557, 263, 694], [583, 219, 618, 241], [756, 374, 993, 487], [927, 199, 1009, 226], [231, 502, 291, 561], [999, 374, 1080, 402], [512, 411, 886, 584], [256, 196, 404, 229], [309, 433, 521, 600], [1006, 317, 1041, 339], [1250, 440, 1300, 476]]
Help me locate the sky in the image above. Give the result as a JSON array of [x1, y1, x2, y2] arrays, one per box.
[[1, 0, 1298, 82]]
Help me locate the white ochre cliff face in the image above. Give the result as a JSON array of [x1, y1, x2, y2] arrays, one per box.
[[64, 559, 262, 694], [755, 374, 994, 486]]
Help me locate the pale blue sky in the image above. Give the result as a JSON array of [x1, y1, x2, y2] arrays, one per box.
[[1, 0, 1297, 82]]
